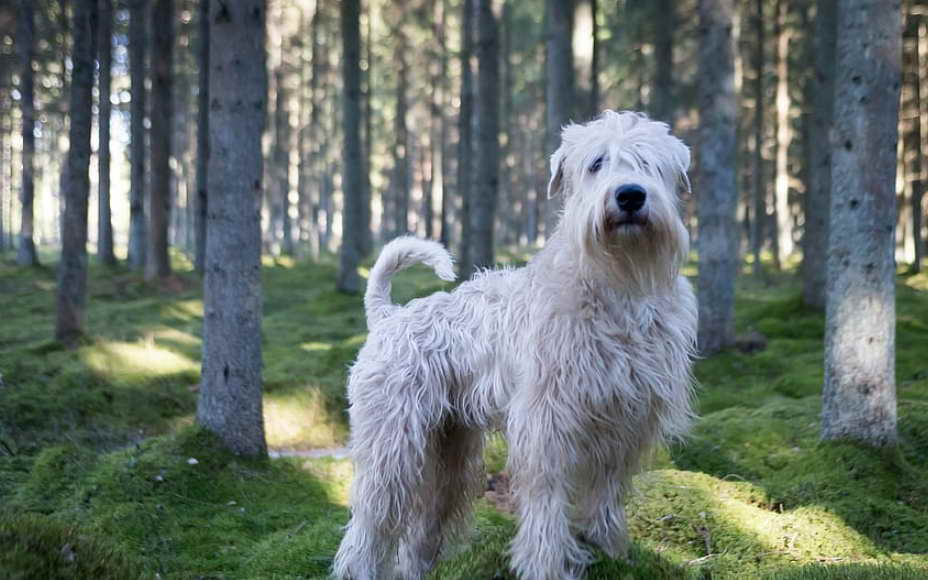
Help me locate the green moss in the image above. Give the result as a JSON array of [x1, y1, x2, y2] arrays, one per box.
[[760, 563, 928, 580], [17, 427, 351, 577], [0, 512, 141, 580]]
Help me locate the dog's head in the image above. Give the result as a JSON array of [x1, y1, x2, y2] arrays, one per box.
[[548, 110, 691, 290]]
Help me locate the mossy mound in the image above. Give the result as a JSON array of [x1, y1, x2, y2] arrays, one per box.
[[0, 512, 141, 580], [4, 427, 351, 578]]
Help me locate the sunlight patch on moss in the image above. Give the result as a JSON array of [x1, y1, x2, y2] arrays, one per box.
[[264, 388, 348, 449], [81, 340, 198, 381], [904, 272, 928, 291], [301, 341, 334, 352], [159, 298, 204, 321], [151, 326, 201, 347], [298, 457, 353, 506]]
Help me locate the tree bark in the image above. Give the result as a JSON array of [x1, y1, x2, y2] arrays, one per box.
[[97, 0, 115, 266], [544, 0, 572, 238], [147, 0, 173, 280], [198, 0, 268, 458], [750, 0, 765, 276], [905, 15, 924, 273], [457, 0, 475, 275], [471, 0, 499, 270], [15, 0, 38, 266], [438, 0, 452, 247], [772, 0, 792, 266], [194, 0, 209, 272], [696, 0, 738, 355], [801, 0, 837, 308], [128, 0, 147, 270], [56, 0, 97, 345], [589, 0, 599, 117], [359, 0, 372, 256], [822, 0, 900, 447], [337, 0, 363, 293], [392, 20, 410, 239], [272, 65, 293, 255], [652, 0, 674, 124]]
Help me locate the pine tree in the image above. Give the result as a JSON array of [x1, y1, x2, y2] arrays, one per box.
[[198, 0, 269, 457], [56, 0, 98, 345], [696, 0, 739, 355], [823, 0, 901, 447]]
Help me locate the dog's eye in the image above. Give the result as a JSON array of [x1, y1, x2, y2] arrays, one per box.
[[589, 156, 604, 174]]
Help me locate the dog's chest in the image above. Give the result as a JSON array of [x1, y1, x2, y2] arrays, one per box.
[[571, 297, 687, 415]]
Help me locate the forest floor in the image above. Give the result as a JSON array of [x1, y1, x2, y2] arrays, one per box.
[[1, 250, 927, 579]]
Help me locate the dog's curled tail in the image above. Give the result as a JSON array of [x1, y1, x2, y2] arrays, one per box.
[[365, 236, 456, 325]]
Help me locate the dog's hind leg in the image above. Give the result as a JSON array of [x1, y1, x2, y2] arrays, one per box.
[[334, 373, 448, 580], [396, 422, 484, 579]]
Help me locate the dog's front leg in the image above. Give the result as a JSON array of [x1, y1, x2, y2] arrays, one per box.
[[507, 407, 592, 580]]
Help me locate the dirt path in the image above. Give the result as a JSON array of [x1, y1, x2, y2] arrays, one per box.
[[269, 447, 351, 460]]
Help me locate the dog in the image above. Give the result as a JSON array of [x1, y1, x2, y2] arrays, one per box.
[[333, 111, 697, 580]]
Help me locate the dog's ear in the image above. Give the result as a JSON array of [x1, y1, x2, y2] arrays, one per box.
[[547, 147, 567, 199]]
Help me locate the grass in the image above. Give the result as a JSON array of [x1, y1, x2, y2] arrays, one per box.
[[1, 252, 927, 578]]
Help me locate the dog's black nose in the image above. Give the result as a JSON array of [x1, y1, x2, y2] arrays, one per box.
[[615, 184, 646, 213]]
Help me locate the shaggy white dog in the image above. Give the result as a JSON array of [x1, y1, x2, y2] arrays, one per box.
[[333, 111, 697, 580]]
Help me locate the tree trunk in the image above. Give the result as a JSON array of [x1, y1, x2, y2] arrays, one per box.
[[198, 0, 268, 458], [457, 0, 475, 274], [337, 0, 363, 293], [128, 0, 147, 270], [652, 0, 674, 124], [822, 0, 900, 447], [471, 0, 499, 270], [273, 66, 293, 255], [359, 0, 372, 256], [56, 0, 72, 249], [16, 0, 38, 266], [906, 15, 924, 273], [589, 0, 599, 117], [195, 0, 209, 273], [696, 0, 738, 355], [393, 20, 410, 238], [499, 0, 515, 246], [56, 0, 97, 345], [772, 0, 792, 266], [801, 0, 837, 308], [750, 0, 765, 276], [802, 0, 837, 310], [544, 0, 572, 238], [303, 4, 322, 259], [97, 0, 115, 266], [438, 0, 452, 247], [147, 0, 173, 280]]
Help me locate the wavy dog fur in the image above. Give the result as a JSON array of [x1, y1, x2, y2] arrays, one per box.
[[333, 111, 698, 580]]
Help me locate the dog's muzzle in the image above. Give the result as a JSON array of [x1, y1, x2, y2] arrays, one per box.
[[608, 184, 649, 229]]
